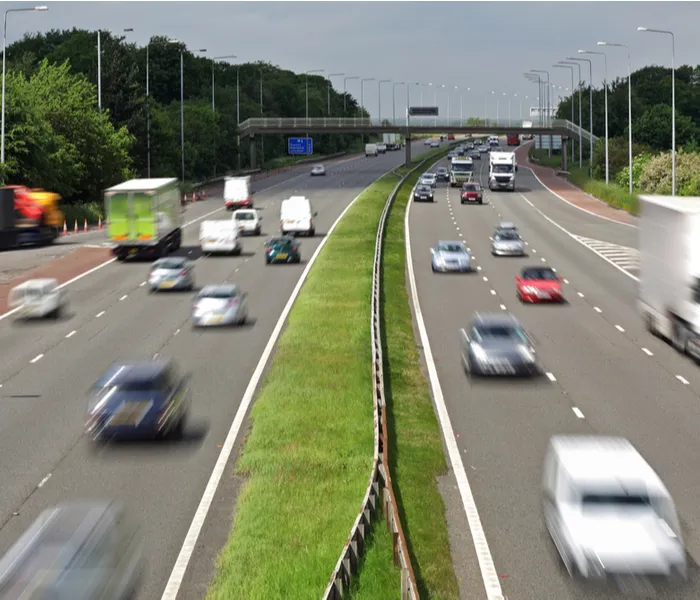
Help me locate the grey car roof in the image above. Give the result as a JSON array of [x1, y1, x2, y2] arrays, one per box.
[[199, 284, 238, 296], [437, 240, 466, 247], [470, 312, 522, 328]]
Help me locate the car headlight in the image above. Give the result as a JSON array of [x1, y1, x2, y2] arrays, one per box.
[[471, 343, 488, 362], [517, 345, 535, 362]]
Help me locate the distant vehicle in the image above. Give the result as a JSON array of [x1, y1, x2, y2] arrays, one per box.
[[148, 256, 195, 292], [436, 166, 450, 181], [85, 359, 191, 441], [469, 149, 481, 160], [265, 236, 301, 264], [414, 185, 435, 202], [0, 501, 143, 599], [233, 208, 262, 236], [460, 182, 483, 204], [516, 266, 564, 303], [280, 196, 316, 236], [447, 151, 457, 160], [365, 143, 378, 157], [543, 435, 687, 581], [200, 220, 242, 255], [488, 135, 499, 146], [506, 133, 520, 146], [383, 133, 402, 150], [310, 164, 326, 176], [192, 284, 249, 327], [377, 143, 387, 154], [479, 144, 490, 153], [459, 312, 539, 377], [466, 142, 475, 150], [522, 121, 534, 140], [419, 173, 438, 188], [431, 240, 472, 273], [105, 178, 182, 261], [424, 138, 433, 146], [9, 278, 66, 319], [496, 221, 517, 233], [0, 185, 63, 250], [448, 133, 455, 140], [491, 229, 525, 256], [430, 140, 440, 148], [224, 176, 254, 211]]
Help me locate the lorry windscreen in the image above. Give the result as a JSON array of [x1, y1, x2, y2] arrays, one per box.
[[492, 165, 513, 173], [451, 164, 473, 172]]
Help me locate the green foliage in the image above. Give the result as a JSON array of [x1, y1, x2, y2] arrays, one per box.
[[638, 150, 700, 195], [465, 117, 486, 126], [634, 104, 697, 150], [615, 152, 653, 189], [591, 136, 653, 180], [568, 168, 640, 215]]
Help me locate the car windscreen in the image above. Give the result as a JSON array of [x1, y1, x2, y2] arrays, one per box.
[[199, 288, 236, 299], [475, 325, 525, 342], [522, 269, 557, 281], [417, 186, 431, 193], [437, 168, 448, 174], [153, 259, 185, 270], [437, 244, 466, 253], [462, 184, 480, 192], [235, 212, 255, 220], [269, 239, 292, 249], [495, 231, 520, 241]]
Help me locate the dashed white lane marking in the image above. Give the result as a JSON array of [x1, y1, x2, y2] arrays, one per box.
[[572, 407, 585, 419], [499, 304, 507, 310], [140, 281, 147, 287], [546, 372, 557, 382], [642, 348, 654, 356], [483, 276, 488, 282], [532, 248, 537, 253], [563, 278, 569, 284], [37, 473, 51, 488], [458, 233, 463, 237], [524, 241, 529, 246], [593, 306, 602, 313], [174, 329, 180, 336], [153, 353, 159, 359], [615, 325, 625, 332], [577, 292, 584, 298], [119, 294, 128, 301], [65, 330, 76, 339], [490, 289, 496, 295], [477, 266, 482, 271], [677, 375, 690, 385], [572, 235, 640, 270], [540, 258, 546, 263], [456, 226, 460, 231], [30, 354, 44, 364], [96, 311, 105, 318]]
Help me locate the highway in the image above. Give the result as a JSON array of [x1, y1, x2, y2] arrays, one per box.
[[409, 148, 700, 598], [0, 139, 433, 600]]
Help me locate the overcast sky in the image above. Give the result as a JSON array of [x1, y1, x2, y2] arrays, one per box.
[[2, 1, 698, 122]]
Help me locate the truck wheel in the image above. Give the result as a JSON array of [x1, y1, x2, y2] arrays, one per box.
[[673, 321, 688, 354]]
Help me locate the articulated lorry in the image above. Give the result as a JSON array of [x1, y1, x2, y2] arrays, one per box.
[[488, 151, 517, 191], [637, 195, 700, 360], [104, 178, 182, 261], [0, 186, 63, 250], [382, 133, 403, 150], [449, 156, 474, 187]]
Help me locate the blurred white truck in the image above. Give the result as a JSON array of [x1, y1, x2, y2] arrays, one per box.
[[224, 176, 253, 211]]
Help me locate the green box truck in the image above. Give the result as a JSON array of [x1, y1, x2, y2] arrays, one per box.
[[104, 178, 182, 261]]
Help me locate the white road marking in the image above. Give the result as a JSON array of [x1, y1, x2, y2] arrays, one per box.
[[490, 289, 496, 295], [642, 348, 653, 356], [540, 258, 546, 263], [96, 311, 105, 318], [532, 248, 537, 253], [676, 375, 690, 385], [30, 354, 44, 364], [477, 266, 482, 271], [37, 473, 52, 488], [456, 226, 460, 231], [572, 407, 585, 419], [563, 278, 569, 284], [119, 294, 128, 301], [65, 330, 76, 338], [499, 304, 507, 310], [615, 325, 625, 332], [546, 372, 557, 382], [593, 306, 602, 313], [174, 329, 180, 336], [577, 292, 584, 297], [140, 281, 147, 287], [458, 233, 463, 237], [483, 277, 488, 282]]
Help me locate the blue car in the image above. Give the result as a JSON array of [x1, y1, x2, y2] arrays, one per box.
[[85, 359, 191, 442]]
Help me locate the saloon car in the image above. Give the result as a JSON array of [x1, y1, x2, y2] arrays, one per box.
[[491, 229, 526, 256], [431, 240, 472, 273], [192, 284, 249, 327], [516, 266, 564, 303], [419, 173, 438, 188], [310, 164, 326, 176], [148, 257, 195, 292], [460, 182, 484, 204], [436, 166, 450, 182], [414, 185, 435, 202]]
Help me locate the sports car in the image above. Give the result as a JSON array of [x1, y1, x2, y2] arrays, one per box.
[[460, 313, 539, 377], [431, 240, 472, 272], [414, 185, 435, 202], [265, 236, 301, 264], [85, 359, 190, 441], [192, 284, 249, 327], [460, 182, 483, 204], [516, 266, 564, 303], [491, 229, 526, 256]]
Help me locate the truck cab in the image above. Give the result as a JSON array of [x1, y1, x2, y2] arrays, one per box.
[[489, 151, 517, 192], [449, 157, 474, 187]]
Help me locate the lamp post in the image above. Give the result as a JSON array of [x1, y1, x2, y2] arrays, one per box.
[[579, 49, 608, 184], [638, 27, 675, 195], [328, 72, 343, 116], [211, 55, 237, 114], [392, 82, 404, 123], [378, 79, 390, 123], [306, 68, 324, 156], [598, 41, 632, 193], [179, 45, 206, 182], [525, 73, 542, 147], [553, 64, 575, 163], [567, 56, 593, 176], [531, 69, 552, 158], [460, 87, 470, 125], [343, 76, 359, 116], [560, 61, 583, 169], [360, 77, 375, 117]]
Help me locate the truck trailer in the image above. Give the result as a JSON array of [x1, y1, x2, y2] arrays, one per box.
[[488, 151, 517, 191], [0, 186, 63, 250], [637, 195, 700, 360], [104, 178, 182, 261], [382, 133, 403, 150]]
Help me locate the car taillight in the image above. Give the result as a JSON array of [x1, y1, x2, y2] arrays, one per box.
[[267, 247, 274, 254]]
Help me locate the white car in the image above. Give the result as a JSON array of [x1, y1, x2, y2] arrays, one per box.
[[430, 140, 439, 148], [192, 285, 249, 327], [9, 278, 66, 319], [233, 208, 262, 236], [310, 164, 326, 176], [419, 173, 438, 188], [424, 138, 433, 146]]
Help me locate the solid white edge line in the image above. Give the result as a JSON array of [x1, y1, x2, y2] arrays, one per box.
[[30, 354, 44, 364], [405, 188, 504, 600], [546, 372, 557, 382], [676, 375, 690, 385], [160, 161, 406, 600]]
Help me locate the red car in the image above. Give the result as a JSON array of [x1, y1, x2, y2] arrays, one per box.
[[461, 182, 483, 204], [516, 266, 564, 303]]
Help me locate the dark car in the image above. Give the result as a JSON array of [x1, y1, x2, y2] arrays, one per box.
[[469, 150, 481, 160], [459, 313, 539, 377], [414, 185, 435, 202], [265, 236, 301, 264], [436, 167, 450, 181], [85, 359, 191, 442]]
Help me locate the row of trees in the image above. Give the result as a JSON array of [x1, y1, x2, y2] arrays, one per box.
[[1, 28, 367, 203]]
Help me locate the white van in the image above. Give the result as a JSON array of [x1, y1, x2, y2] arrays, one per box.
[[224, 176, 253, 211], [199, 220, 242, 255], [233, 208, 262, 236], [280, 196, 317, 236], [488, 135, 499, 146], [9, 278, 66, 319], [365, 143, 378, 157]]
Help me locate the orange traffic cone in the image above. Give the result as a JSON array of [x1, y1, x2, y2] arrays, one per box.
[[84, 218, 88, 232], [74, 220, 78, 233], [98, 216, 103, 229], [63, 220, 67, 235]]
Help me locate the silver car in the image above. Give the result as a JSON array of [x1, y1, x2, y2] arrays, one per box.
[[491, 229, 526, 256], [148, 257, 195, 292], [419, 173, 438, 188], [192, 284, 249, 327], [0, 501, 143, 599], [460, 312, 539, 376], [496, 220, 517, 233], [310, 164, 326, 176], [431, 240, 472, 273]]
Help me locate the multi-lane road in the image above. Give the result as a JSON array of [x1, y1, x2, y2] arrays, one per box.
[[409, 148, 700, 598], [0, 139, 434, 600]]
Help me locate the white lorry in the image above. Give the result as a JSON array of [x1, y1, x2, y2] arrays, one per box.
[[383, 133, 402, 150], [488, 151, 517, 191], [224, 176, 254, 211], [449, 156, 474, 187], [637, 195, 700, 360], [280, 196, 317, 236]]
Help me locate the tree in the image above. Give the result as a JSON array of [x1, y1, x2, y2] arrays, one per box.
[[633, 104, 696, 150], [465, 117, 485, 126]]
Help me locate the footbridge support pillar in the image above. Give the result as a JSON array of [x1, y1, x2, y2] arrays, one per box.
[[249, 135, 257, 170], [404, 135, 412, 166]]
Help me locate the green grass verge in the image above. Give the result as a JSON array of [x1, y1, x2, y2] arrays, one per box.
[[380, 165, 461, 599], [528, 147, 562, 168], [567, 167, 640, 215]]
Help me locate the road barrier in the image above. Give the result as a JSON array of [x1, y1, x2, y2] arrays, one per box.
[[322, 146, 455, 600]]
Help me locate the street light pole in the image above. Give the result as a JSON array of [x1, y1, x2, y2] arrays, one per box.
[[392, 82, 404, 123], [639, 27, 675, 195], [580, 50, 608, 184], [378, 79, 390, 123], [328, 73, 343, 116], [553, 64, 575, 163], [343, 76, 359, 116], [360, 77, 375, 117], [306, 68, 324, 156], [560, 61, 583, 169], [531, 69, 552, 158], [567, 57, 592, 175]]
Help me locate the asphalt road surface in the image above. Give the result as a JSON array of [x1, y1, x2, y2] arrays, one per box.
[[0, 139, 436, 600], [409, 149, 700, 599]]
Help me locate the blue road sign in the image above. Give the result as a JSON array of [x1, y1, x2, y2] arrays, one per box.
[[288, 137, 313, 155]]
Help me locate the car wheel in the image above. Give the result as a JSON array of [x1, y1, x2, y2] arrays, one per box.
[[309, 229, 315, 237], [256, 227, 261, 236]]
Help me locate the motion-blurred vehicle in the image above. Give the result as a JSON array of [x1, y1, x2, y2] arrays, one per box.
[[9, 278, 66, 319], [365, 143, 379, 157], [469, 149, 481, 160], [148, 257, 195, 292], [459, 312, 538, 376], [200, 220, 242, 255], [478, 144, 490, 154], [495, 221, 517, 233], [265, 236, 301, 264], [0, 185, 64, 250], [224, 176, 254, 210], [192, 285, 249, 327], [436, 166, 450, 182], [516, 266, 564, 303], [431, 240, 472, 273], [460, 182, 484, 204], [85, 359, 191, 441], [466, 142, 475, 150], [105, 178, 182, 261], [491, 229, 525, 256], [0, 501, 143, 599], [414, 185, 435, 202], [377, 143, 387, 154], [430, 140, 440, 148], [233, 208, 262, 236], [419, 173, 438, 188], [543, 435, 687, 581], [280, 196, 316, 236], [310, 164, 326, 176]]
